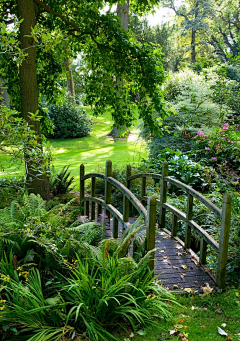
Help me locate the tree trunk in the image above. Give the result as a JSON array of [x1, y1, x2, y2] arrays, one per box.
[[17, 0, 51, 200], [191, 29, 196, 63], [109, 1, 129, 138], [65, 57, 75, 102]]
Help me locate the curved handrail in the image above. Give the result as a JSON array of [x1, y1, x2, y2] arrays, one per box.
[[128, 171, 221, 217], [107, 177, 147, 219], [82, 173, 105, 181]]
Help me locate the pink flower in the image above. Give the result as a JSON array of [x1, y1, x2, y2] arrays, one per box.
[[231, 141, 233, 143], [215, 145, 220, 149], [222, 123, 229, 127], [205, 147, 210, 150], [222, 126, 228, 131], [197, 131, 204, 136], [212, 157, 218, 161], [208, 141, 211, 144]]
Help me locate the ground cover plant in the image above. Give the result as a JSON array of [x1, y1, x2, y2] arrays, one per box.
[[0, 195, 177, 341]]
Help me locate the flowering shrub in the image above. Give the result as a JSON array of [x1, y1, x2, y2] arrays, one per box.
[[193, 123, 240, 169]]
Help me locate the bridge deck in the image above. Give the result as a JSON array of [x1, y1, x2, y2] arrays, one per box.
[[154, 230, 215, 291], [108, 219, 216, 291]]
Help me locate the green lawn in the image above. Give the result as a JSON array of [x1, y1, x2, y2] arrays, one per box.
[[0, 109, 147, 189], [119, 289, 240, 341]]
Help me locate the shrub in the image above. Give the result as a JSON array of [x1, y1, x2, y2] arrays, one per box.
[[49, 165, 75, 196], [49, 101, 92, 139], [193, 123, 240, 170]]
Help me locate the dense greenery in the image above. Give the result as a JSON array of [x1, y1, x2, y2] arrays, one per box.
[[48, 101, 92, 139]]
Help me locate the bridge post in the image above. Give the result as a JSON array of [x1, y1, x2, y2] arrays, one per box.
[[105, 160, 112, 224], [185, 194, 193, 249], [146, 196, 157, 271], [80, 164, 85, 215], [216, 194, 232, 289], [141, 176, 146, 205], [159, 162, 168, 229], [91, 177, 96, 221], [123, 165, 131, 225]]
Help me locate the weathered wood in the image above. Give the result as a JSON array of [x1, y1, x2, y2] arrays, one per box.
[[146, 196, 157, 270], [86, 200, 89, 218], [128, 173, 162, 181], [141, 176, 146, 204], [216, 194, 232, 289], [126, 164, 131, 189], [159, 162, 168, 229], [108, 177, 147, 219], [82, 172, 105, 181], [97, 203, 102, 218], [91, 177, 96, 220], [80, 164, 85, 214], [166, 177, 221, 218], [185, 194, 193, 249], [105, 160, 112, 222], [200, 237, 207, 265], [171, 214, 178, 237], [113, 216, 118, 238], [123, 194, 129, 225]]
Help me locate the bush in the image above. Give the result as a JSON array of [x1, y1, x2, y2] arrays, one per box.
[[49, 165, 75, 196], [49, 101, 92, 139]]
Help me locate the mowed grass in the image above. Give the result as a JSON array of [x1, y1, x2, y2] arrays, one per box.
[[119, 289, 240, 341], [0, 108, 147, 189]]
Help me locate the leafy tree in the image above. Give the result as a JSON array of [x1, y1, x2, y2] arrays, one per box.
[[163, 0, 215, 63], [0, 0, 167, 198]]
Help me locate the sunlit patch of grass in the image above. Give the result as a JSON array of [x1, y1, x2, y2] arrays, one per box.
[[0, 107, 147, 189]]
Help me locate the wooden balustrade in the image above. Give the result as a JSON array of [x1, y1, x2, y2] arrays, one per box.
[[79, 160, 232, 288]]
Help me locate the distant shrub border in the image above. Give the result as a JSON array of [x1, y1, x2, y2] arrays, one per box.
[[49, 101, 92, 139]]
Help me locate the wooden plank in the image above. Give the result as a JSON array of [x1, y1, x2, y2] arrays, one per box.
[[200, 237, 207, 265], [171, 214, 178, 237]]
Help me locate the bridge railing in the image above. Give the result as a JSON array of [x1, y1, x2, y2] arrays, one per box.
[[80, 160, 157, 270], [127, 161, 231, 289], [80, 160, 231, 288]]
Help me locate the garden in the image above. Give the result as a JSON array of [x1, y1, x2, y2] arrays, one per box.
[[1, 0, 240, 340]]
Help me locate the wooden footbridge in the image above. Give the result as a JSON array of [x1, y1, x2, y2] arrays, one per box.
[[80, 160, 232, 290]]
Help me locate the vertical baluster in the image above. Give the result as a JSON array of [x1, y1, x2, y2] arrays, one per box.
[[126, 164, 132, 215], [80, 164, 85, 215], [123, 194, 129, 227], [91, 177, 96, 220], [141, 176, 146, 205], [146, 196, 157, 271], [86, 200, 89, 218], [216, 194, 232, 289], [97, 203, 102, 219], [159, 162, 168, 229], [105, 160, 112, 224], [185, 193, 193, 249], [171, 214, 178, 237], [113, 216, 118, 238], [200, 237, 207, 265]]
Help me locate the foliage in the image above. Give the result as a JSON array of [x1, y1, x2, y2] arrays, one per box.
[[0, 209, 176, 341], [49, 166, 75, 196], [0, 110, 52, 177], [143, 148, 214, 191], [0, 177, 25, 209], [48, 101, 92, 139]]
